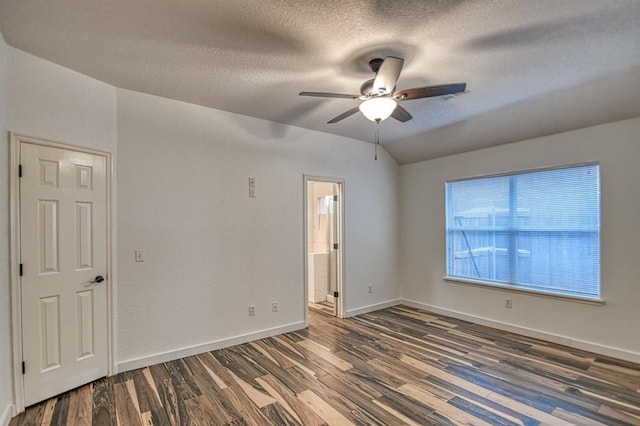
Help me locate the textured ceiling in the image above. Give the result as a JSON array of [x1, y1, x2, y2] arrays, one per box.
[[1, 0, 639, 164]]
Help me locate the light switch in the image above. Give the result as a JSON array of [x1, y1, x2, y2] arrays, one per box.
[[135, 250, 145, 262], [248, 177, 256, 198]]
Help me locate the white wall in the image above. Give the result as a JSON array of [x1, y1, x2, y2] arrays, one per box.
[[399, 117, 640, 361], [0, 45, 398, 398], [115, 88, 399, 369], [3, 48, 117, 417], [0, 33, 13, 426], [7, 48, 117, 151]]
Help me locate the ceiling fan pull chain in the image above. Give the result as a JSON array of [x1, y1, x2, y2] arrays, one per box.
[[373, 120, 380, 160], [374, 120, 380, 160]]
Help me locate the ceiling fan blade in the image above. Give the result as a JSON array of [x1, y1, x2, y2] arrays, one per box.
[[299, 91, 359, 99], [394, 83, 466, 100], [327, 106, 361, 124], [391, 105, 413, 122], [373, 56, 404, 94]]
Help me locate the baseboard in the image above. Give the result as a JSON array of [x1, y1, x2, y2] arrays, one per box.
[[345, 298, 402, 318], [0, 403, 14, 426], [401, 299, 640, 364], [116, 298, 639, 372], [115, 321, 306, 373]]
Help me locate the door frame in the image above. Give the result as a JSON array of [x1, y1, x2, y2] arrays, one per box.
[[9, 133, 114, 413], [303, 175, 345, 325]]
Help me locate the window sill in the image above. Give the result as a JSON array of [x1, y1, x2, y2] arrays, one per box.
[[443, 276, 605, 305]]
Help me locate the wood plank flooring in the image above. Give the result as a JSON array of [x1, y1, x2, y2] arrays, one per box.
[[309, 301, 335, 316], [11, 305, 640, 425]]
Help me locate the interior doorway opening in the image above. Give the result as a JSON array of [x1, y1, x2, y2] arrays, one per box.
[[304, 177, 344, 321]]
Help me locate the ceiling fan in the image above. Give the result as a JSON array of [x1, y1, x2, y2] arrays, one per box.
[[299, 56, 466, 124]]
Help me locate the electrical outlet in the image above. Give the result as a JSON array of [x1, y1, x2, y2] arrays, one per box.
[[505, 298, 512, 309], [368, 284, 373, 294], [272, 302, 278, 312], [249, 305, 256, 316], [135, 250, 145, 262]]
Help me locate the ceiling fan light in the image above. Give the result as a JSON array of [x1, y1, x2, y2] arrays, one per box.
[[359, 97, 397, 122]]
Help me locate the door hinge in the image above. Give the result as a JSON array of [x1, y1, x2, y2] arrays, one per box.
[[333, 243, 338, 250], [333, 291, 339, 298], [18, 164, 23, 178], [19, 264, 23, 276], [333, 195, 338, 202], [22, 361, 25, 375]]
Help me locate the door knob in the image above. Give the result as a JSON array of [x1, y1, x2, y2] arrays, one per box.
[[89, 275, 105, 284]]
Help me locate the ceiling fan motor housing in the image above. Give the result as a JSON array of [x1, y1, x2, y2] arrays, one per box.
[[369, 58, 384, 73]]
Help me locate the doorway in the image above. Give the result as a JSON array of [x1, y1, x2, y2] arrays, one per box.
[[10, 134, 112, 410], [304, 176, 344, 321]]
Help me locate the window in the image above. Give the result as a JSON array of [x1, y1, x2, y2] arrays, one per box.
[[446, 164, 600, 299]]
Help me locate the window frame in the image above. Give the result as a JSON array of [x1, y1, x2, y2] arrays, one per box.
[[443, 162, 603, 304]]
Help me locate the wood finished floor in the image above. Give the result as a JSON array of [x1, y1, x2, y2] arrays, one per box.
[[308, 301, 335, 316], [11, 305, 640, 426]]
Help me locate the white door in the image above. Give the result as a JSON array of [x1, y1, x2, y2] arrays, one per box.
[[329, 186, 339, 316], [20, 142, 108, 406]]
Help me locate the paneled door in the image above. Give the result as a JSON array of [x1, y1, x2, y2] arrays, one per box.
[[20, 142, 108, 406]]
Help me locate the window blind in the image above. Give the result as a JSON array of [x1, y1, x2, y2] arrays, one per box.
[[446, 164, 600, 299]]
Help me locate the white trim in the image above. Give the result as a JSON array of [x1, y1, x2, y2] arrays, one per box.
[[444, 161, 599, 184], [401, 299, 640, 364], [9, 134, 23, 413], [302, 177, 309, 327], [107, 147, 118, 378], [115, 321, 306, 373], [443, 276, 605, 305], [345, 299, 402, 318], [0, 403, 14, 426], [303, 176, 346, 324], [9, 133, 114, 413]]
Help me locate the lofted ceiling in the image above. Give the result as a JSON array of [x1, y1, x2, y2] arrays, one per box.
[[1, 0, 639, 164]]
